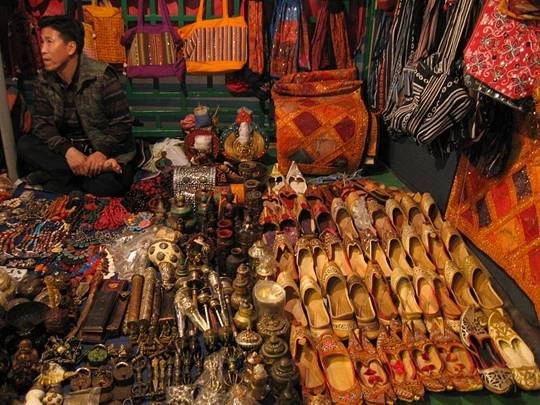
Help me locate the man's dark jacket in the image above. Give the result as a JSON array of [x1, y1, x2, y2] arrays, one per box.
[[32, 55, 136, 164]]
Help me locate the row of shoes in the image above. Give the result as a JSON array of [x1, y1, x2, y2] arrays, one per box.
[[258, 180, 540, 403], [291, 306, 540, 405]]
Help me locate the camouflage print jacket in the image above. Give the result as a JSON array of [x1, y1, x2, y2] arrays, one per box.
[[32, 56, 136, 164]]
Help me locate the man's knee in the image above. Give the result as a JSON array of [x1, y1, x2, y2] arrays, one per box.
[[16, 135, 39, 158]]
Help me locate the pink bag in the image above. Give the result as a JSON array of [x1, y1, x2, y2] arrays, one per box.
[[121, 0, 185, 80]]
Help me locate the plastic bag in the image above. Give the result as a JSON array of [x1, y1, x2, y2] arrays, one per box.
[[105, 230, 157, 280], [143, 138, 190, 173]]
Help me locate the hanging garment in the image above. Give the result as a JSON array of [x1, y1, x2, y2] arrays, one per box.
[[464, 0, 540, 111], [365, 9, 393, 112], [270, 0, 311, 78], [83, 0, 126, 64], [272, 68, 372, 176], [121, 0, 185, 80], [248, 0, 265, 74], [465, 94, 514, 178], [7, 0, 44, 77], [347, 0, 367, 57], [380, 0, 422, 121], [179, 0, 248, 74], [311, 0, 353, 71]]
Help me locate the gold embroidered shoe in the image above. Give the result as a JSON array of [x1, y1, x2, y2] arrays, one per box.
[[385, 198, 407, 235], [460, 306, 514, 394], [347, 274, 380, 340], [401, 224, 437, 273], [418, 192, 444, 230], [290, 322, 332, 403], [444, 261, 479, 311], [440, 221, 470, 270], [377, 327, 425, 402], [316, 334, 364, 404], [320, 261, 357, 340], [348, 330, 397, 404], [488, 311, 540, 391], [431, 327, 483, 392], [390, 267, 426, 335], [331, 197, 359, 240], [412, 267, 444, 334], [462, 255, 504, 313], [300, 277, 333, 339]]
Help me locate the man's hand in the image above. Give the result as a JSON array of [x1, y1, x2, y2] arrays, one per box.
[[103, 159, 122, 174], [65, 147, 88, 176], [86, 151, 108, 177]]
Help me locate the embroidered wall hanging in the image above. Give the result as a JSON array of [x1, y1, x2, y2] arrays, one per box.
[[446, 115, 540, 317]]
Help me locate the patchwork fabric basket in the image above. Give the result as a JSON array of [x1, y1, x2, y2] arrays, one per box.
[[272, 68, 372, 176]]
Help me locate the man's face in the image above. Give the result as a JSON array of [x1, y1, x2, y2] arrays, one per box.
[[40, 27, 76, 71]]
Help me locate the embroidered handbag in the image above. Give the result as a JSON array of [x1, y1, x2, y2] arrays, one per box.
[[121, 0, 185, 80], [388, 0, 476, 145], [272, 68, 371, 176], [464, 0, 540, 111], [83, 0, 125, 64], [178, 0, 248, 74]]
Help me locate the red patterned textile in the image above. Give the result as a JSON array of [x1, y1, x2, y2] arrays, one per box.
[[464, 0, 540, 104]]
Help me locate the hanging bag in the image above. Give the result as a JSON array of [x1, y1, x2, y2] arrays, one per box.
[[83, 0, 126, 64], [67, 0, 98, 59], [178, 0, 248, 74], [464, 0, 540, 111], [311, 0, 353, 71], [272, 68, 371, 176], [121, 0, 185, 80], [389, 0, 476, 145], [269, 0, 311, 78]]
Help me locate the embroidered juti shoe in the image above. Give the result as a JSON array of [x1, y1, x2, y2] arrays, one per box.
[[460, 306, 514, 394], [348, 330, 396, 405], [488, 311, 540, 391], [431, 327, 483, 392], [320, 261, 357, 340], [316, 334, 364, 405], [376, 327, 425, 402], [290, 322, 332, 403]]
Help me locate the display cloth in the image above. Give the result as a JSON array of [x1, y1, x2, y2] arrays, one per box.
[[446, 116, 540, 318]]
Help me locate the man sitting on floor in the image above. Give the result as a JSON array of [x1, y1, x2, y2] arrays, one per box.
[[17, 15, 136, 196]]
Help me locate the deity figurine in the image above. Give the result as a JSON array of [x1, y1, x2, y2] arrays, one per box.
[[184, 105, 220, 166], [222, 107, 268, 162]]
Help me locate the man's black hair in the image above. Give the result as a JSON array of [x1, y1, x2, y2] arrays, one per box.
[[38, 15, 84, 55]]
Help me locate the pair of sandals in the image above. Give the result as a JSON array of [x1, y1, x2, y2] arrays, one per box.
[[269, 162, 307, 195]]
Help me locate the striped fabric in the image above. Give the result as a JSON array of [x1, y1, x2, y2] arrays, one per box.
[[127, 32, 177, 67], [183, 25, 248, 63], [387, 0, 477, 145]]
